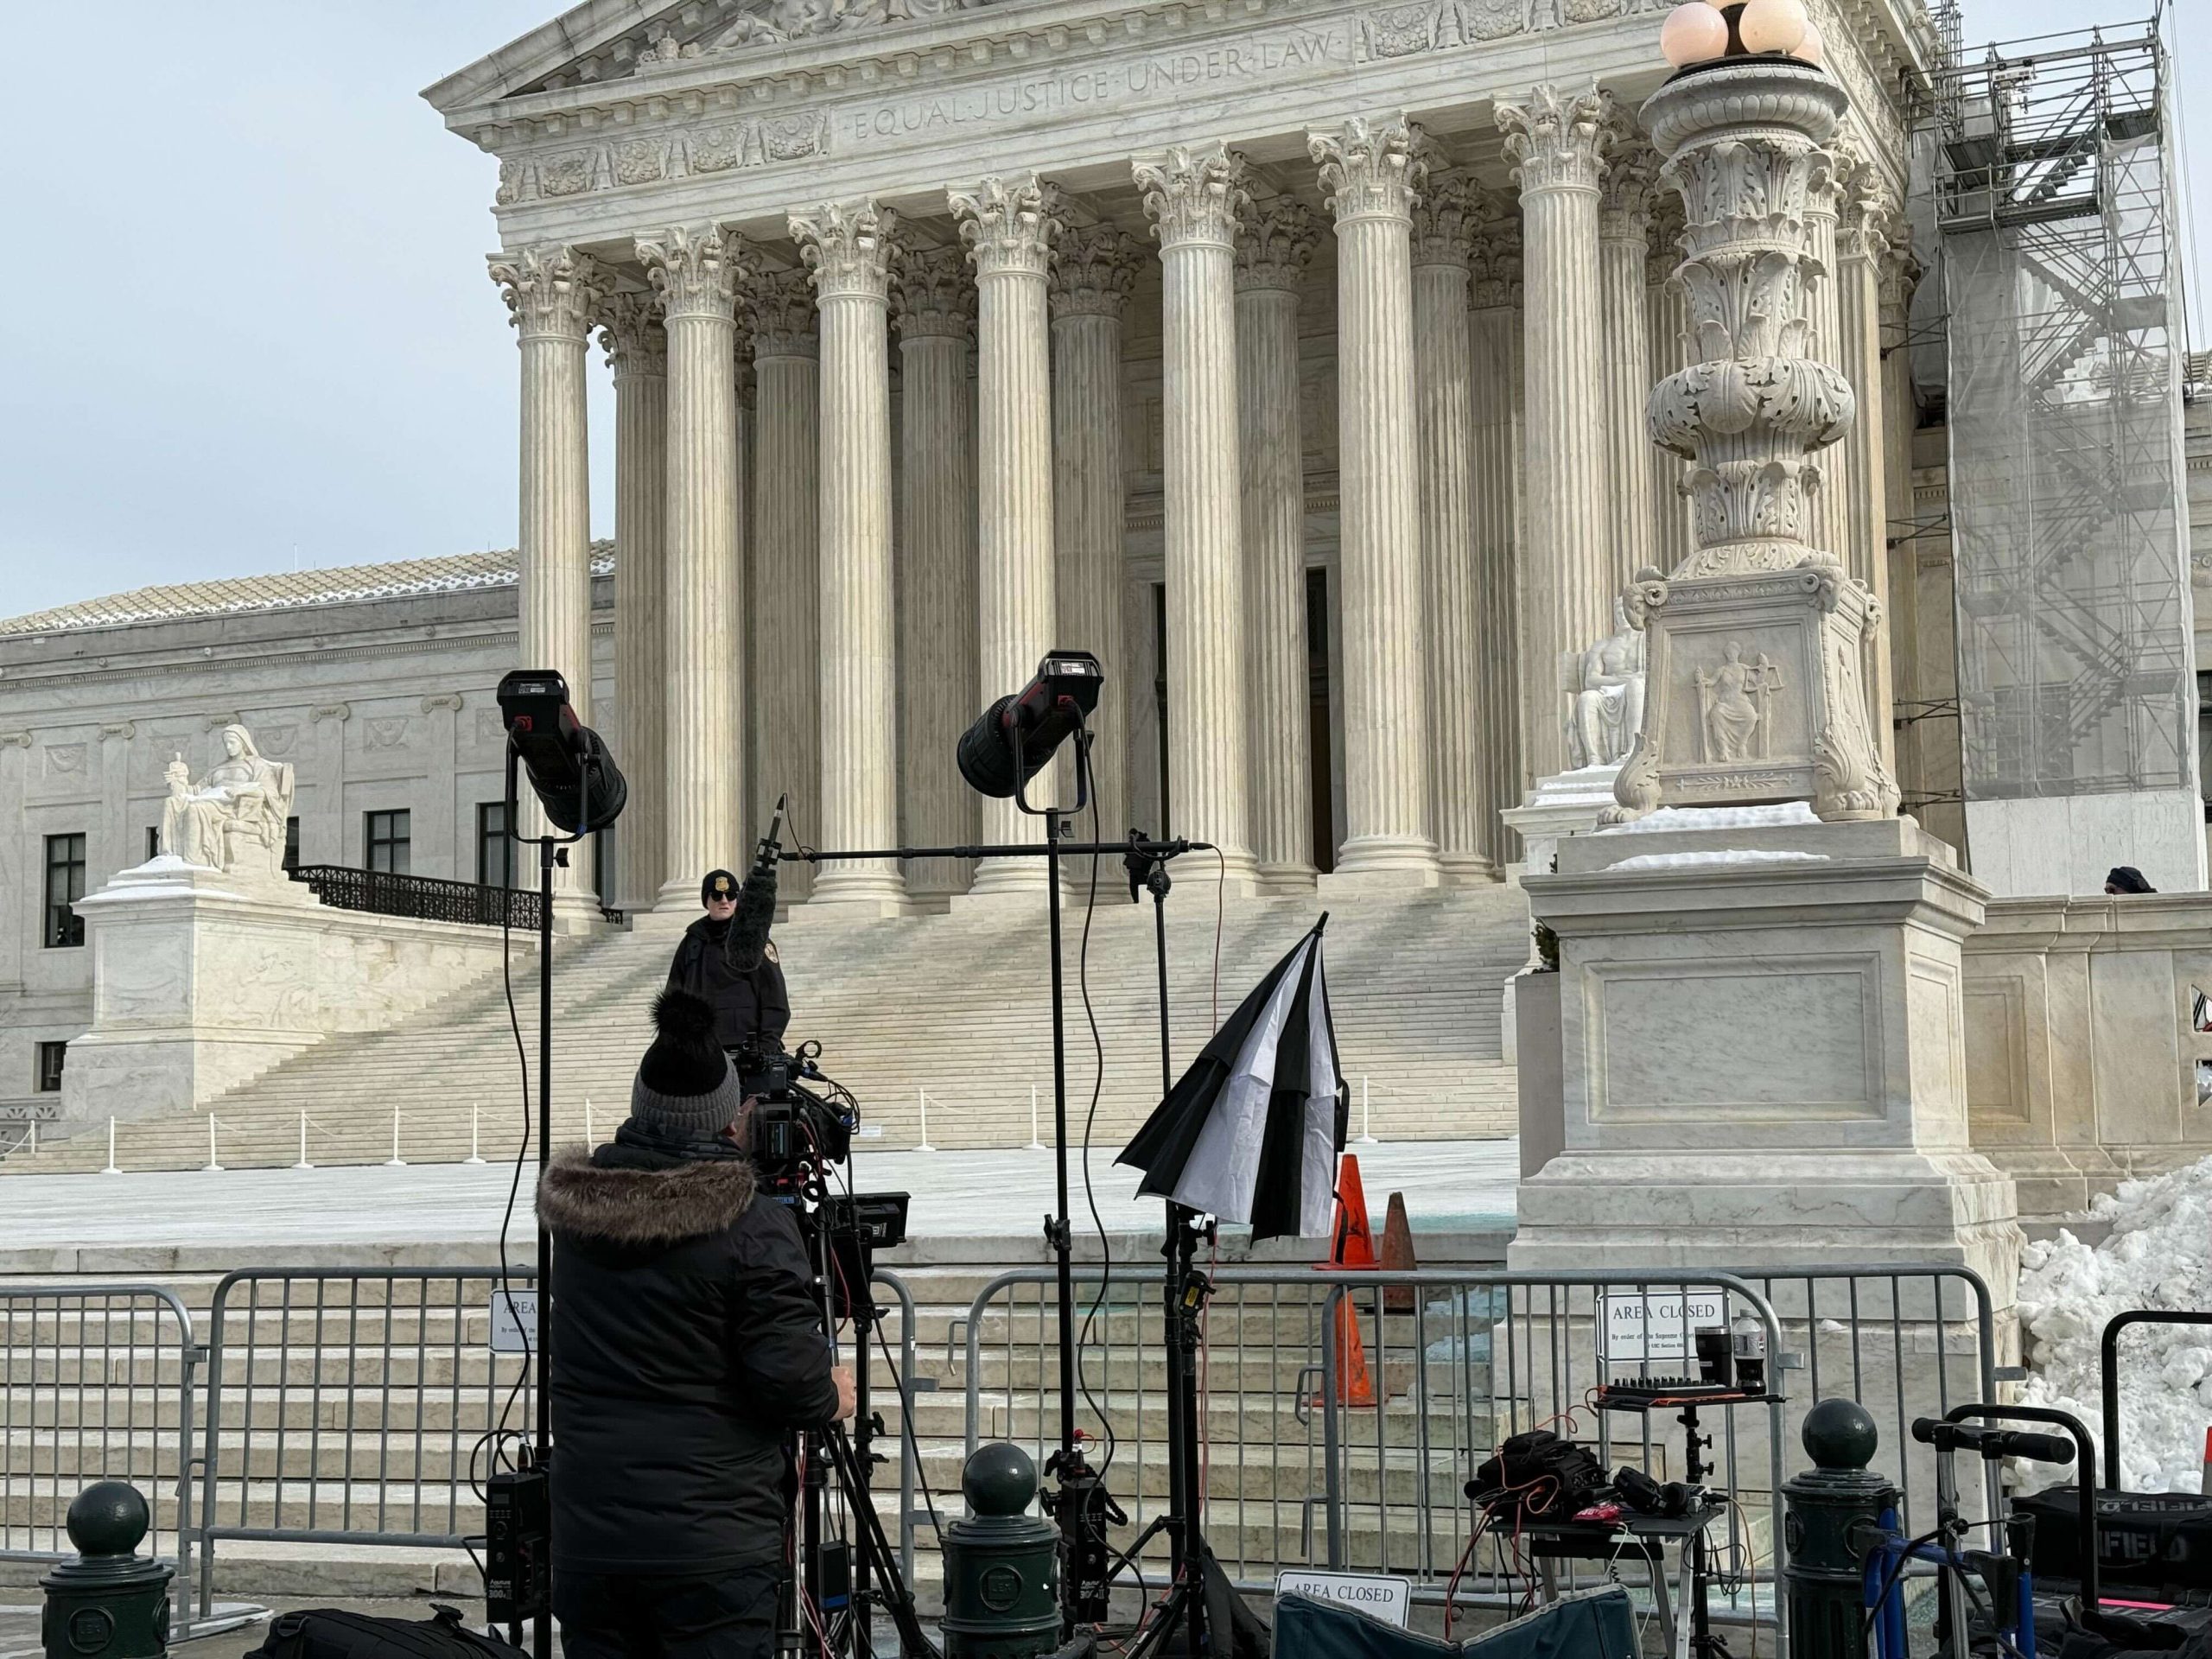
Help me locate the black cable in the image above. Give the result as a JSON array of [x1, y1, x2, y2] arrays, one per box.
[[492, 865, 536, 1447], [1075, 789, 1122, 1476]]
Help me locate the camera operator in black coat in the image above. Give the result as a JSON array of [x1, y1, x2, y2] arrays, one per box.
[[537, 987, 853, 1657], [668, 868, 791, 1055]]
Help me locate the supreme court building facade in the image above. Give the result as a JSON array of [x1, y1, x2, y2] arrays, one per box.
[[425, 0, 1936, 920]]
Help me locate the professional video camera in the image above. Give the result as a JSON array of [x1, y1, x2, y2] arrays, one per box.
[[734, 1037, 858, 1191]]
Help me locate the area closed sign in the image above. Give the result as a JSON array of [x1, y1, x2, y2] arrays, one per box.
[[1599, 1289, 1726, 1363], [1275, 1569, 1413, 1628]]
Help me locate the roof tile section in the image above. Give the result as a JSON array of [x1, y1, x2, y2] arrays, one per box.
[[0, 547, 615, 638]]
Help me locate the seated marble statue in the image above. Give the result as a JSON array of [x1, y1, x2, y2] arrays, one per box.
[[156, 724, 296, 880], [1565, 601, 1647, 772]]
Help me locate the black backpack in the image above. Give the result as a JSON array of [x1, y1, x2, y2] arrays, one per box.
[[245, 1605, 524, 1659]]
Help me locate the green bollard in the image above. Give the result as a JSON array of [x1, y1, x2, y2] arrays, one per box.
[[942, 1443, 1062, 1659], [1783, 1399, 1897, 1659], [41, 1481, 174, 1658]]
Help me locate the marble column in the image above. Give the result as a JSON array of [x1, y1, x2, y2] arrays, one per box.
[[1644, 194, 1694, 574], [1497, 86, 1615, 785], [637, 226, 747, 912], [896, 246, 980, 905], [1233, 199, 1319, 890], [489, 245, 607, 918], [747, 268, 821, 902], [732, 328, 755, 818], [1409, 169, 1494, 884], [950, 174, 1059, 899], [1310, 116, 1440, 883], [1050, 222, 1143, 865], [1881, 234, 1924, 807], [598, 294, 670, 916], [1136, 143, 1261, 887], [1469, 213, 1525, 871], [1838, 159, 1896, 772], [793, 201, 909, 913], [1598, 132, 1660, 593], [1805, 140, 1852, 564]]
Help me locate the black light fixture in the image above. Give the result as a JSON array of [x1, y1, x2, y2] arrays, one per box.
[[495, 670, 628, 835], [955, 650, 1106, 803]]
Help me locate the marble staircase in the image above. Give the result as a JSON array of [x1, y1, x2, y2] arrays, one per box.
[[4, 884, 1531, 1175]]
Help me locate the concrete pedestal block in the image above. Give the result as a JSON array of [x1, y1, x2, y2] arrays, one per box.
[[58, 858, 514, 1136], [1502, 764, 1621, 883], [1509, 814, 2022, 1301]]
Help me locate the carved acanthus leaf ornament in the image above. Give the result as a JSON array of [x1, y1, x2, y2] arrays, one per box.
[[1135, 143, 1250, 248]]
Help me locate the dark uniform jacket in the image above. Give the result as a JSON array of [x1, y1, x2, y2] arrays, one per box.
[[537, 1144, 838, 1574], [667, 918, 791, 1053]]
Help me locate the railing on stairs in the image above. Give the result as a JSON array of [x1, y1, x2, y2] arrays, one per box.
[[290, 865, 542, 931]]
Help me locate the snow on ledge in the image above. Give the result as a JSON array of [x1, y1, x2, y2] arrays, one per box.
[[1607, 849, 1833, 872], [1599, 803, 1821, 835]]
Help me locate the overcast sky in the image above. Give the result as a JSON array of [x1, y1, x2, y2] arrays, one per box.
[[0, 0, 2203, 620]]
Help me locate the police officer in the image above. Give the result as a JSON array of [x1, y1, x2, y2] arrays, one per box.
[[666, 868, 791, 1055]]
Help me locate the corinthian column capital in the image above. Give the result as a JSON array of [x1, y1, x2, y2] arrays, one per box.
[[1497, 85, 1616, 196], [949, 174, 1060, 278], [895, 245, 975, 340], [1468, 211, 1523, 307], [1135, 143, 1249, 249], [1599, 138, 1662, 245], [792, 200, 899, 302], [488, 245, 608, 340], [1310, 116, 1423, 225], [1051, 222, 1146, 319], [597, 290, 668, 376], [635, 224, 747, 321], [1877, 226, 1923, 328], [747, 267, 820, 358], [1409, 173, 1483, 270], [1839, 156, 1897, 264], [1235, 199, 1319, 291]]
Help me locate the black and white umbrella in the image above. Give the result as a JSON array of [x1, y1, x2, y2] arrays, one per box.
[[1118, 917, 1347, 1241]]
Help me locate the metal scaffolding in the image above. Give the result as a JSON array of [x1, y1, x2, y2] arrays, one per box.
[[1924, 10, 2195, 803]]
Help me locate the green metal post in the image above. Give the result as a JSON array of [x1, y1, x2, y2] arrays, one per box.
[[942, 1444, 1063, 1659], [41, 1482, 174, 1658], [1783, 1399, 1896, 1659]]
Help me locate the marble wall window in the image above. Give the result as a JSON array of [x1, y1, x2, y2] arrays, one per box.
[[476, 802, 514, 888], [35, 1041, 64, 1094], [365, 810, 412, 876], [42, 832, 85, 949]]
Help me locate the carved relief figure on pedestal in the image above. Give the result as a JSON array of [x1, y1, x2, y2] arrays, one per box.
[[1694, 641, 1780, 763], [1564, 601, 1647, 771], [156, 725, 296, 880]]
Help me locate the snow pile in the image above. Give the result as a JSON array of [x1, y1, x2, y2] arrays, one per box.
[[1598, 803, 1821, 835], [1608, 849, 1831, 872], [2014, 1154, 2212, 1493]]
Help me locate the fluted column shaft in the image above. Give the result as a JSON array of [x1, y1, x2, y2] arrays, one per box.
[[1499, 87, 1615, 784], [794, 202, 908, 912], [1880, 245, 1923, 804], [1599, 137, 1659, 591], [1051, 224, 1142, 866], [601, 295, 669, 914], [897, 249, 980, 903], [1235, 201, 1319, 889], [1644, 196, 1694, 573], [1312, 117, 1440, 881], [490, 245, 604, 916], [951, 175, 1059, 897], [748, 270, 821, 901], [1806, 148, 1851, 563], [636, 226, 745, 909], [1839, 173, 1895, 772], [1411, 175, 1493, 882], [1138, 143, 1260, 886]]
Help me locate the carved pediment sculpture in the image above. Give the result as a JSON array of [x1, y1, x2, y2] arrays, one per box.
[[156, 723, 296, 881]]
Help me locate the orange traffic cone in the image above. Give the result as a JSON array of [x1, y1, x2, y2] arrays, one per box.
[[1321, 1294, 1380, 1408], [1321, 1153, 1380, 1270], [1382, 1192, 1417, 1313]]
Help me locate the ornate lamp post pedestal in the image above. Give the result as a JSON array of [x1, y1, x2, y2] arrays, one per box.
[[1611, 57, 1894, 824], [1509, 54, 2022, 1297]]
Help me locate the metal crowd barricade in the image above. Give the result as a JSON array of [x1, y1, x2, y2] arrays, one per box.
[[0, 1282, 202, 1592], [192, 1262, 922, 1620], [960, 1261, 2003, 1658]]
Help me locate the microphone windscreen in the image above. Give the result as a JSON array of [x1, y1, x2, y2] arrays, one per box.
[[727, 857, 779, 972]]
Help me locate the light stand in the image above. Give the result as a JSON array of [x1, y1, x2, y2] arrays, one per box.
[[799, 796, 1211, 1637]]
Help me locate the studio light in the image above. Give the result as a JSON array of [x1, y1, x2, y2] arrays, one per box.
[[495, 669, 628, 835], [955, 651, 1106, 800]]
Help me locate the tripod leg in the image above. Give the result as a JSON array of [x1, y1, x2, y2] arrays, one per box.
[[825, 1427, 938, 1659]]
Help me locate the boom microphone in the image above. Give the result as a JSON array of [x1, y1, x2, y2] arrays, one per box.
[[726, 798, 785, 974]]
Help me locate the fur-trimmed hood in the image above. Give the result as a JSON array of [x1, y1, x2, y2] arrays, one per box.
[[537, 1145, 758, 1246]]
